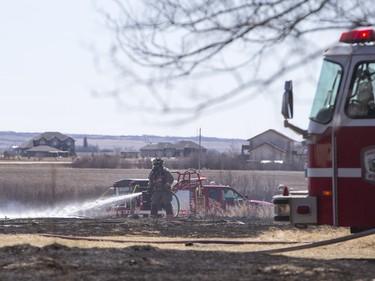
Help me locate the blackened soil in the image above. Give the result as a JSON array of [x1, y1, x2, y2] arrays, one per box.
[[0, 217, 374, 281]]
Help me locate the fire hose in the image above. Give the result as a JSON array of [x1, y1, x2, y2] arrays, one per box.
[[41, 227, 375, 254], [40, 233, 302, 245], [257, 227, 375, 254]]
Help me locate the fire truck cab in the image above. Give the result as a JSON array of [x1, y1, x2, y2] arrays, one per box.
[[273, 28, 375, 232]]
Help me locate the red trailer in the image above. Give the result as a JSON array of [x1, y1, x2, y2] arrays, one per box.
[[273, 28, 375, 232]]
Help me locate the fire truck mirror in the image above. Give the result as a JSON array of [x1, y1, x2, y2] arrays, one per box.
[[282, 80, 294, 119]]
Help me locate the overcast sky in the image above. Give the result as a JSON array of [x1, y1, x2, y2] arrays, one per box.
[[0, 0, 329, 141]]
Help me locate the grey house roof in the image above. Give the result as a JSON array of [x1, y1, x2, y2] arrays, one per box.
[[250, 142, 287, 153], [174, 140, 205, 150], [26, 145, 64, 153], [247, 129, 296, 142], [33, 132, 72, 142], [140, 140, 205, 151], [19, 140, 35, 149], [140, 142, 176, 150]]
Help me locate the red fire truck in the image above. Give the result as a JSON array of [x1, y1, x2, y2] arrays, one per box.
[[172, 169, 273, 216], [273, 28, 375, 232]]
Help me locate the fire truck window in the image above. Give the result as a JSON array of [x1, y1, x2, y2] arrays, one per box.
[[209, 189, 219, 201], [222, 188, 244, 202], [310, 60, 342, 123], [346, 63, 375, 118]]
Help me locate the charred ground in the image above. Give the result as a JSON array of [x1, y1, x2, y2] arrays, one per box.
[[0, 217, 374, 281]]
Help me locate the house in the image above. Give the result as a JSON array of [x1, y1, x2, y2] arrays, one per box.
[[19, 132, 75, 158], [243, 129, 304, 167], [140, 140, 206, 158], [174, 140, 207, 157], [120, 151, 139, 159]]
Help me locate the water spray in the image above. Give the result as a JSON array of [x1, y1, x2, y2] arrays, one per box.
[[0, 192, 143, 219]]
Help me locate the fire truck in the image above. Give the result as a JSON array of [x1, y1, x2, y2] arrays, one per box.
[[171, 169, 272, 216], [97, 169, 272, 218], [273, 28, 375, 232]]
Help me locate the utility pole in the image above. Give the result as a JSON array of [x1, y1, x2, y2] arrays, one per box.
[[198, 128, 201, 172]]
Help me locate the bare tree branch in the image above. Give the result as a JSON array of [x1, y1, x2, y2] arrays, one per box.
[[93, 0, 375, 123]]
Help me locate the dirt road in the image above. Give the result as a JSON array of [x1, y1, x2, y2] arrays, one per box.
[[0, 217, 374, 280]]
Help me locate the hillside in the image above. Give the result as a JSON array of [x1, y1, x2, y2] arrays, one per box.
[[0, 131, 247, 153]]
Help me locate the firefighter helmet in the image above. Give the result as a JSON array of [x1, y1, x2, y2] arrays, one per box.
[[152, 158, 164, 166]]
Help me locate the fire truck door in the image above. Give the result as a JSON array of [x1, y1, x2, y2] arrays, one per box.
[[336, 61, 375, 228]]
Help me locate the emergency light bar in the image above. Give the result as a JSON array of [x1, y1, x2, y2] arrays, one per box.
[[339, 28, 375, 43]]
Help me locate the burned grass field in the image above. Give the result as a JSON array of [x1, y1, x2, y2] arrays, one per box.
[[0, 163, 374, 280], [0, 217, 374, 281]]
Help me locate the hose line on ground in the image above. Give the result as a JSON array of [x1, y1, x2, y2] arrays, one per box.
[[40, 227, 375, 254]]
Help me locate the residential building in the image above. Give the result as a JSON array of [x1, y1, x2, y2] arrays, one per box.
[[19, 132, 75, 157], [120, 151, 139, 159], [140, 140, 206, 158], [243, 129, 304, 168]]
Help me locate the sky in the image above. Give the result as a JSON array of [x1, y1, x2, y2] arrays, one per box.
[[0, 0, 326, 141]]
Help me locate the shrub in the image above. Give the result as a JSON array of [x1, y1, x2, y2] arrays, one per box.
[[203, 199, 273, 221], [72, 155, 120, 169]]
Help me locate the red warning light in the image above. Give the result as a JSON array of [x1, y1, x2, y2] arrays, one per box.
[[339, 28, 375, 44], [282, 186, 289, 196]]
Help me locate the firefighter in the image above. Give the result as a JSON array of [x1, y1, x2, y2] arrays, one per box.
[[147, 158, 175, 219]]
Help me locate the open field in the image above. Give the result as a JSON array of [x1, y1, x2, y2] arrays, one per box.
[[0, 163, 374, 280], [0, 163, 307, 217]]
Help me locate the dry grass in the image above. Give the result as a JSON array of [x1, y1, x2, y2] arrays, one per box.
[[0, 164, 149, 204], [1, 226, 373, 260], [0, 163, 306, 218], [202, 199, 274, 220]]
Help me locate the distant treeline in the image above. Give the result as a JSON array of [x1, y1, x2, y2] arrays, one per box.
[[72, 151, 304, 171]]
